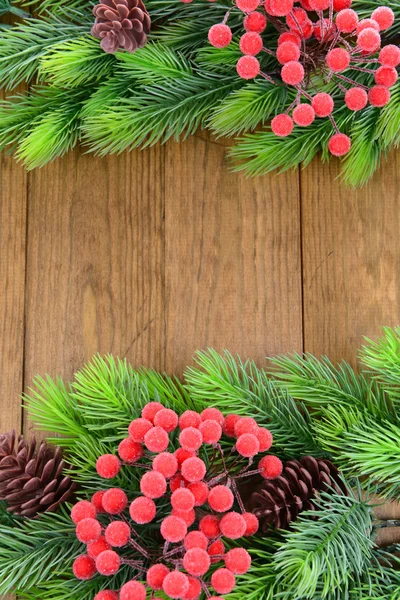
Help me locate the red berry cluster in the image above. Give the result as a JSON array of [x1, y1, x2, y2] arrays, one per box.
[[71, 403, 282, 599], [192, 0, 399, 156]]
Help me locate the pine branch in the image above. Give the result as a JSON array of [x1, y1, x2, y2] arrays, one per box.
[[116, 42, 193, 84], [376, 81, 400, 149], [360, 327, 400, 402]]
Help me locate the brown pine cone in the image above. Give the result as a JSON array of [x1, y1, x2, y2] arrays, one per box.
[[91, 0, 151, 54], [250, 456, 347, 531], [0, 430, 76, 517]]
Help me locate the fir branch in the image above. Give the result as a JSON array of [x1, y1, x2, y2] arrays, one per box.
[[375, 81, 400, 149], [116, 42, 193, 84], [361, 327, 400, 401], [0, 0, 29, 18]]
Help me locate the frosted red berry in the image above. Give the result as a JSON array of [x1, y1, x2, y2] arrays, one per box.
[[76, 517, 101, 543], [357, 28, 381, 52], [94, 591, 118, 600], [356, 18, 379, 34], [118, 438, 143, 463], [181, 456, 207, 482], [187, 481, 209, 505], [328, 132, 352, 156], [183, 577, 202, 600], [105, 521, 130, 547], [281, 61, 304, 85], [120, 581, 146, 600], [309, 0, 330, 9], [224, 548, 251, 574], [223, 414, 240, 437], [372, 6, 394, 30], [171, 487, 196, 511], [244, 11, 267, 32], [379, 45, 400, 67], [242, 511, 259, 536], [129, 495, 156, 523], [141, 401, 163, 422], [153, 451, 179, 478], [208, 485, 234, 512], [312, 93, 334, 117], [199, 514, 220, 538], [170, 472, 186, 492], [87, 536, 111, 559], [257, 427, 273, 451], [128, 418, 153, 442], [314, 19, 336, 41], [278, 32, 301, 46], [336, 9, 358, 32], [276, 41, 300, 64], [239, 32, 263, 56], [292, 104, 315, 126], [326, 48, 350, 72], [183, 547, 211, 576], [95, 550, 121, 576], [102, 488, 128, 514], [236, 55, 260, 79], [96, 454, 120, 479], [236, 432, 260, 457], [208, 23, 232, 48], [368, 85, 391, 106], [236, 0, 259, 12], [208, 539, 225, 563], [73, 554, 96, 580], [172, 507, 196, 526], [154, 408, 178, 432], [175, 448, 196, 467], [259, 454, 283, 479], [179, 427, 203, 451], [345, 87, 368, 110], [219, 512, 247, 539], [144, 426, 169, 452], [179, 410, 202, 429], [163, 571, 190, 599], [333, 0, 352, 9], [140, 470, 167, 498], [199, 419, 222, 444], [234, 417, 258, 437], [161, 515, 188, 542], [269, 0, 294, 16], [211, 568, 236, 594], [147, 564, 170, 589], [91, 491, 105, 513], [184, 530, 209, 551], [71, 500, 96, 524], [201, 407, 224, 425], [271, 114, 294, 137], [375, 66, 398, 87]]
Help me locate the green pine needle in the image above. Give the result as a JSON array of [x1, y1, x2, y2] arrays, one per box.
[[361, 327, 400, 401]]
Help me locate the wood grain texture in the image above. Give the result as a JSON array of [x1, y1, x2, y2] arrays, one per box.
[[301, 150, 400, 365], [164, 133, 303, 375]]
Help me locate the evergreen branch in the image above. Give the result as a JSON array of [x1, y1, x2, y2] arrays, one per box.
[[0, 0, 29, 18], [376, 81, 400, 149], [116, 42, 193, 83], [360, 327, 400, 401]]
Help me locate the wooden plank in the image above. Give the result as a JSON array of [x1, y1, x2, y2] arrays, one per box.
[[301, 150, 400, 365], [164, 133, 303, 375], [23, 146, 165, 401]]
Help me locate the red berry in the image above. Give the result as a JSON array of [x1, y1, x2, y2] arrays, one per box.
[[199, 419, 222, 444], [118, 438, 143, 463], [257, 427, 273, 451], [328, 132, 352, 156], [299, 0, 313, 9], [278, 32, 301, 47], [208, 485, 234, 512], [336, 9, 358, 32], [140, 471, 167, 498], [379, 45, 400, 67], [171, 487, 196, 511], [211, 568, 236, 594], [199, 514, 220, 538], [208, 539, 225, 563], [345, 87, 368, 110], [223, 414, 241, 437], [154, 408, 178, 432], [314, 19, 336, 41], [141, 401, 164, 422], [175, 448, 196, 467], [201, 407, 224, 425], [183, 548, 211, 576], [87, 536, 111, 559], [161, 515, 188, 542], [292, 104, 315, 126], [244, 11, 267, 32], [234, 417, 258, 437], [312, 92, 334, 117], [236, 0, 259, 11], [181, 456, 207, 482], [153, 452, 179, 478], [129, 496, 156, 523], [368, 85, 391, 106], [357, 28, 381, 52], [182, 577, 202, 600], [105, 521, 130, 547], [71, 500, 96, 524], [281, 61, 304, 85], [128, 418, 153, 442], [220, 512, 247, 539], [356, 18, 380, 34], [333, 0, 352, 9], [91, 491, 105, 513], [326, 48, 350, 72], [259, 455, 283, 479], [187, 481, 209, 505], [172, 507, 196, 526], [120, 581, 146, 600], [236, 433, 260, 457], [147, 564, 170, 590], [375, 65, 398, 87], [94, 591, 118, 600], [269, 0, 294, 16], [271, 114, 294, 137], [242, 511, 259, 536], [170, 472, 186, 492], [163, 571, 190, 599], [144, 426, 169, 452], [276, 41, 300, 64], [73, 554, 96, 580], [102, 488, 128, 514], [76, 518, 101, 543], [96, 454, 120, 479], [224, 547, 251, 574], [208, 24, 232, 48], [236, 55, 260, 79], [309, 0, 330, 8], [372, 6, 394, 30], [96, 550, 121, 576], [179, 427, 203, 452], [179, 410, 202, 429], [184, 530, 209, 551], [239, 32, 263, 56]]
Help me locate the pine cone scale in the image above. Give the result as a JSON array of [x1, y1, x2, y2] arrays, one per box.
[[92, 0, 150, 54]]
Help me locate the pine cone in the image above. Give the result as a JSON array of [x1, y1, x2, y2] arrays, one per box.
[[250, 456, 347, 531], [0, 431, 76, 517], [91, 0, 151, 54]]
